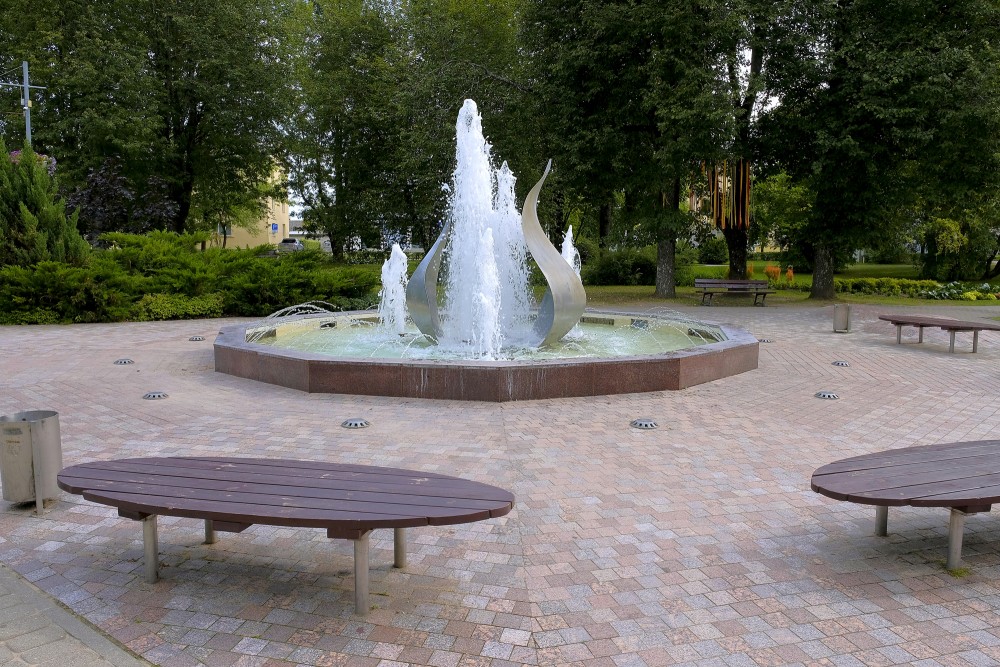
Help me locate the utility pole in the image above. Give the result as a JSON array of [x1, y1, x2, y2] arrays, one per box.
[[22, 61, 31, 146], [0, 61, 45, 146]]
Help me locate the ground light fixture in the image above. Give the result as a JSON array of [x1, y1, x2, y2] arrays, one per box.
[[342, 418, 370, 429], [832, 360, 851, 367], [630, 418, 658, 430], [815, 391, 839, 400], [189, 336, 205, 341], [143, 391, 168, 400], [114, 358, 134, 365]]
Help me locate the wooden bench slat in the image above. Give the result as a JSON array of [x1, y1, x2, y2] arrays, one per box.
[[72, 461, 513, 502], [81, 487, 499, 525], [59, 474, 507, 512], [852, 472, 1000, 506], [818, 460, 1000, 498], [812, 442, 1000, 475]]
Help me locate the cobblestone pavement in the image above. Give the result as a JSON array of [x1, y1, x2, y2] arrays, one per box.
[[1, 303, 999, 667], [0, 561, 148, 666]]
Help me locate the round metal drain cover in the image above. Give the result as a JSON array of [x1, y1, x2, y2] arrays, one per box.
[[758, 338, 773, 343], [815, 391, 839, 400], [143, 391, 169, 400], [342, 418, 370, 429], [832, 361, 850, 367], [189, 336, 205, 341], [630, 418, 658, 430], [114, 358, 134, 365]]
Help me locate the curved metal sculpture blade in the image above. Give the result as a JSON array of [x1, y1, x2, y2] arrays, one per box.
[[405, 218, 451, 340], [522, 160, 586, 347]]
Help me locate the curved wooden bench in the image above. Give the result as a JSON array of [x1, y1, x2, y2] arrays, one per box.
[[812, 440, 1000, 569], [878, 314, 1000, 353], [58, 457, 515, 614]]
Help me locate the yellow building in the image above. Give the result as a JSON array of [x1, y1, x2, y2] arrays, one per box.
[[216, 196, 291, 249]]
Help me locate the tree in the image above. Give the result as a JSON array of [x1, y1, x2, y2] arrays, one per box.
[[0, 140, 89, 267], [759, 0, 1000, 298], [287, 0, 403, 258], [1, 0, 296, 233], [524, 0, 731, 297]]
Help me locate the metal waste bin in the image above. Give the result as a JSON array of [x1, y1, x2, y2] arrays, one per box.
[[833, 304, 851, 333], [1, 411, 62, 514]]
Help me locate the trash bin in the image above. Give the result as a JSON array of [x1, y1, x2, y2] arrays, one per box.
[[833, 304, 851, 333], [0, 411, 62, 514]]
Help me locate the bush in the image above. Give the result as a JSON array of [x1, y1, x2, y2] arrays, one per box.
[[1, 139, 89, 267], [920, 281, 999, 300], [574, 235, 600, 264], [697, 236, 728, 264], [0, 232, 382, 323], [582, 246, 657, 286]]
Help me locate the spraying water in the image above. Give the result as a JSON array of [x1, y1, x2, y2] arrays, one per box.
[[438, 100, 532, 357], [378, 244, 409, 335], [561, 225, 582, 277]]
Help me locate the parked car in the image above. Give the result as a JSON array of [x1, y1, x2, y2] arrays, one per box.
[[275, 238, 305, 253]]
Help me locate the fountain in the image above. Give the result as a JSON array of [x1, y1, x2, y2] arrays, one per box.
[[214, 101, 759, 401]]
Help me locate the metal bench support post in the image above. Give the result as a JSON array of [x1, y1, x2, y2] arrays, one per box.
[[918, 326, 924, 343], [394, 528, 407, 568], [142, 515, 158, 583], [949, 331, 956, 353], [354, 531, 371, 615], [875, 506, 888, 537], [973, 331, 979, 353], [204, 520, 216, 544], [948, 509, 966, 569], [895, 325, 902, 344]]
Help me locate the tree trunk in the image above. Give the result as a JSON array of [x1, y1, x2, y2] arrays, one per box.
[[598, 201, 612, 248], [810, 243, 836, 299], [655, 237, 676, 298], [722, 226, 749, 279]]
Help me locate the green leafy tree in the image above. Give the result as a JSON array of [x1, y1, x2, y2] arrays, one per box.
[[0, 140, 89, 267], [287, 0, 403, 258], [524, 0, 730, 296], [1, 0, 296, 233], [759, 0, 1000, 297]]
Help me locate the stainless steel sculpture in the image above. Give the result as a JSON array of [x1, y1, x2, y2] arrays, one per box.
[[404, 218, 451, 340], [405, 160, 586, 348], [522, 160, 587, 347]]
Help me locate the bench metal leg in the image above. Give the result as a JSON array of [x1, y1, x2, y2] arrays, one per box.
[[949, 331, 956, 353], [142, 515, 158, 583], [973, 331, 979, 353], [918, 326, 924, 343], [394, 528, 406, 569], [948, 509, 966, 570], [895, 324, 902, 344], [204, 520, 216, 544], [875, 506, 888, 537], [354, 531, 371, 615]]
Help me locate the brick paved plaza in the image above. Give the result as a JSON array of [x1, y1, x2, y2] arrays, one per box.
[[2, 303, 1000, 667]]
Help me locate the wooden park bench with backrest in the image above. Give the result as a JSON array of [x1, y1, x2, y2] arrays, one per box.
[[694, 278, 775, 306]]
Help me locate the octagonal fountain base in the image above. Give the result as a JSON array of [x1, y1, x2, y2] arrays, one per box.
[[214, 311, 759, 402]]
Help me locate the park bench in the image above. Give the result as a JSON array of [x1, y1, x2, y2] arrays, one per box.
[[812, 440, 1000, 570], [694, 278, 774, 306], [57, 457, 515, 615], [877, 314, 1000, 353]]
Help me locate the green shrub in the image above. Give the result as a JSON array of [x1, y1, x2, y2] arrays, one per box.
[[697, 236, 728, 264], [582, 246, 657, 286], [574, 235, 600, 264], [130, 293, 225, 320], [0, 232, 382, 323], [1, 139, 89, 267]]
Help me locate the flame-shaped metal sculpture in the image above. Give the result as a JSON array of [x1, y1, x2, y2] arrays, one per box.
[[522, 160, 587, 346], [405, 160, 586, 348]]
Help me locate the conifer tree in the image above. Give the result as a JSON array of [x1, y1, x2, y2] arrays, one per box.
[[0, 139, 89, 267]]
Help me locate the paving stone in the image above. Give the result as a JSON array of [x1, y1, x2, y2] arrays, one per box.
[[1, 306, 999, 665]]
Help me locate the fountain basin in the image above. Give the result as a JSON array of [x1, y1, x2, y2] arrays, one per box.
[[214, 310, 759, 402]]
